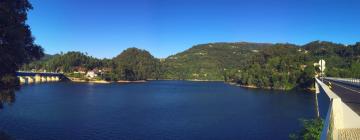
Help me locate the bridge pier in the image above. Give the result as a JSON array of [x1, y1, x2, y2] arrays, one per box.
[[16, 72, 64, 84], [51, 76, 59, 81], [41, 76, 47, 82], [18, 76, 26, 84], [26, 76, 34, 84], [35, 74, 41, 83], [55, 76, 60, 81], [46, 76, 52, 82]]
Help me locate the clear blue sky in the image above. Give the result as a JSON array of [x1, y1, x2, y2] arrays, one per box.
[[28, 0, 360, 58]]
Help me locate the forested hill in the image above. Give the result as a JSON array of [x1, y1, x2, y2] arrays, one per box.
[[162, 42, 274, 80], [162, 41, 360, 90]]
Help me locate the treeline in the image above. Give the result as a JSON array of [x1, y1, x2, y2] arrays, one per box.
[[22, 41, 360, 90], [22, 52, 105, 73], [22, 48, 159, 81], [161, 41, 360, 90]]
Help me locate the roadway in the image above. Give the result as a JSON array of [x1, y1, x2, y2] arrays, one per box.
[[322, 78, 360, 116], [16, 71, 63, 77]]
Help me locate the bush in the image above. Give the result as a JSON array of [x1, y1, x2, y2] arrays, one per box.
[[290, 118, 324, 140]]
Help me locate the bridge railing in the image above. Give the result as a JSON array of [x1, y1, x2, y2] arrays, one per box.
[[17, 71, 62, 74], [316, 78, 360, 140], [324, 77, 360, 87]]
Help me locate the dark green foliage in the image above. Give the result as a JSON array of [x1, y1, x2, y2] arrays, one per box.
[[162, 42, 272, 80], [298, 65, 315, 89], [162, 41, 360, 90], [162, 42, 308, 89], [23, 48, 159, 81], [290, 118, 324, 140], [113, 48, 158, 81], [0, 0, 44, 89], [22, 52, 103, 72], [101, 73, 118, 81]]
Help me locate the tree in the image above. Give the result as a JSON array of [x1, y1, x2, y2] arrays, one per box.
[[113, 48, 157, 81], [0, 0, 44, 88], [290, 118, 323, 140], [350, 62, 360, 78], [298, 65, 315, 88]]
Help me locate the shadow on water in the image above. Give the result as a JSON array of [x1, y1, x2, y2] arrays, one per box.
[[0, 88, 16, 140], [0, 88, 16, 110], [0, 131, 13, 140]]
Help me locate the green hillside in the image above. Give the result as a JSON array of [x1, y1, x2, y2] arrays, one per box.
[[161, 41, 360, 90], [161, 42, 273, 80]]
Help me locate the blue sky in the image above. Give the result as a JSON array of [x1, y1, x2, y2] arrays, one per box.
[[28, 0, 360, 58]]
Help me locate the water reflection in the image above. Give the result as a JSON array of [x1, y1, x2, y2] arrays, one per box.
[[0, 88, 16, 140], [0, 88, 16, 109], [0, 131, 13, 140], [0, 82, 317, 139]]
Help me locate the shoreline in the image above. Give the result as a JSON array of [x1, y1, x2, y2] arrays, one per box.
[[68, 78, 312, 92], [68, 76, 148, 84], [229, 82, 312, 92], [187, 79, 224, 82], [117, 80, 147, 83], [70, 79, 111, 84], [233, 83, 260, 89], [69, 78, 147, 84]]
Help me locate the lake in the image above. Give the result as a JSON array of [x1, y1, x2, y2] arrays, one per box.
[[0, 81, 320, 140]]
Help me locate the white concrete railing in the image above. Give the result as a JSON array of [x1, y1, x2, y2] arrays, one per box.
[[324, 77, 360, 87], [316, 78, 360, 140]]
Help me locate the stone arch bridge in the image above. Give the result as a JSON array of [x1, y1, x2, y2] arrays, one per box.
[[16, 71, 66, 84]]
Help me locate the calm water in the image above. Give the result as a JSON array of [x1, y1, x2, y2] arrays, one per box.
[[0, 81, 319, 140]]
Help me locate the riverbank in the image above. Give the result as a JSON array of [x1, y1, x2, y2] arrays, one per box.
[[117, 80, 146, 83], [228, 82, 313, 92], [70, 79, 111, 84], [229, 82, 269, 89], [69, 78, 147, 84], [187, 79, 224, 82], [232, 83, 259, 89], [69, 78, 312, 92]]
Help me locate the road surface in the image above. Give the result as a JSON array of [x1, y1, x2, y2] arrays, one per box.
[[323, 78, 360, 116]]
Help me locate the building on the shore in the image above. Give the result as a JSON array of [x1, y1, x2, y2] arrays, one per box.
[[86, 71, 98, 78]]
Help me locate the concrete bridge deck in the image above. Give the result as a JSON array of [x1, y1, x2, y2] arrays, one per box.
[[323, 78, 360, 116], [317, 77, 360, 140], [16, 72, 63, 77]]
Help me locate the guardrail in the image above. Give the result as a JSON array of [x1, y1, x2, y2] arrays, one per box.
[[324, 77, 360, 87], [316, 78, 339, 140], [316, 78, 360, 140]]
